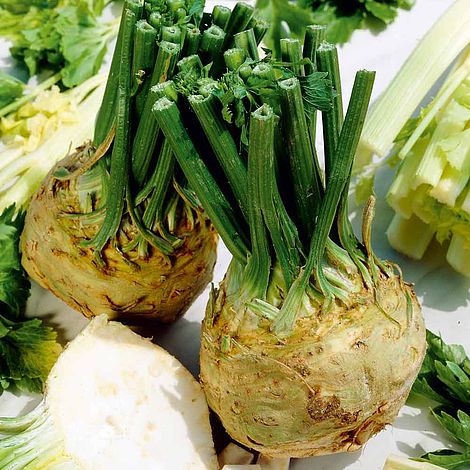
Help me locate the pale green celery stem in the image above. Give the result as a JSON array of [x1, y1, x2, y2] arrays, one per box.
[[444, 128, 470, 170], [462, 187, 470, 214], [0, 73, 106, 175], [447, 233, 470, 277], [399, 54, 470, 159], [358, 0, 470, 164], [429, 164, 469, 206], [0, 402, 77, 470], [387, 136, 430, 218], [0, 82, 106, 212], [412, 109, 468, 189], [386, 213, 435, 260]]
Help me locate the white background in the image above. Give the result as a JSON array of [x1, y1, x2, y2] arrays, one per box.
[[1, 0, 469, 469]]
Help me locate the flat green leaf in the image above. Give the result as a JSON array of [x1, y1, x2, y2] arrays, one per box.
[[411, 376, 453, 406], [323, 13, 363, 44], [365, 0, 397, 24], [0, 72, 24, 109], [0, 316, 61, 393], [427, 330, 469, 366], [432, 409, 470, 447], [420, 449, 470, 469], [299, 71, 335, 114], [434, 361, 470, 404], [0, 207, 30, 317], [61, 32, 108, 87]]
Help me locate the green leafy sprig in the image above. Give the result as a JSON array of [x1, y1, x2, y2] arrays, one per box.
[[411, 330, 470, 468], [0, 0, 118, 88], [0, 206, 61, 393], [255, 0, 415, 54]]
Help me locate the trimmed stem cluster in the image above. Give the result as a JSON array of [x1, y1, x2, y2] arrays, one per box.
[[60, 0, 269, 262], [149, 14, 379, 336]]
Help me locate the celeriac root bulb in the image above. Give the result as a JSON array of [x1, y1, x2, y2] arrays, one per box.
[[0, 315, 218, 469], [21, 149, 216, 323], [201, 269, 425, 457]]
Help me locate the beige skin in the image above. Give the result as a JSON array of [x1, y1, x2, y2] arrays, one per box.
[[21, 146, 218, 324], [200, 272, 426, 458]]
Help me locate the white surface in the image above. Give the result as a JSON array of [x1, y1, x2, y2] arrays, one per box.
[[1, 1, 469, 469]]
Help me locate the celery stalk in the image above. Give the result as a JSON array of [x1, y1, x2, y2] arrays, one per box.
[[462, 188, 470, 214], [386, 213, 435, 260], [358, 0, 470, 165], [412, 101, 468, 188], [398, 54, 470, 159], [447, 233, 470, 277], [429, 164, 469, 206]]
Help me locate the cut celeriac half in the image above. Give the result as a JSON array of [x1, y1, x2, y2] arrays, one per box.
[[0, 315, 218, 470]]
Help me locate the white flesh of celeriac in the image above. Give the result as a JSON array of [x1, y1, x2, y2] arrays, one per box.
[[0, 315, 218, 470]]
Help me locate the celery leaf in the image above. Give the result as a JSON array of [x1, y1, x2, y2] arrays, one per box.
[[255, 0, 416, 46], [411, 331, 470, 466], [0, 72, 24, 111], [0, 206, 61, 394], [0, 1, 117, 88]]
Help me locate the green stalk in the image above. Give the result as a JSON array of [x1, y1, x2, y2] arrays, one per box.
[[132, 20, 158, 84], [253, 105, 301, 288], [161, 25, 182, 44], [224, 48, 247, 71], [316, 42, 343, 181], [83, 9, 136, 257], [253, 19, 269, 45], [200, 25, 226, 65], [94, 0, 143, 146], [234, 29, 259, 61], [125, 139, 180, 257], [212, 5, 231, 30], [279, 77, 322, 245], [211, 2, 255, 76], [224, 2, 255, 39], [152, 97, 250, 263], [310, 70, 375, 293], [131, 44, 180, 185], [133, 20, 158, 111], [177, 55, 204, 79], [188, 93, 249, 219], [240, 106, 273, 301], [317, 44, 372, 283], [280, 38, 304, 76], [182, 24, 201, 56], [148, 11, 162, 30], [303, 24, 326, 75], [272, 70, 375, 336], [303, 24, 326, 188]]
